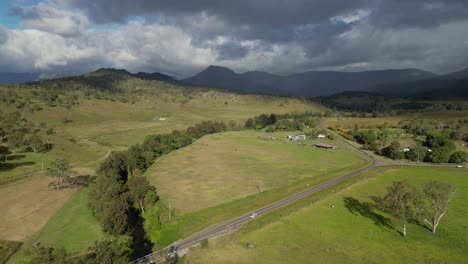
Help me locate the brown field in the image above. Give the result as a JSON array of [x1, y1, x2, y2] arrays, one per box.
[[0, 176, 75, 241]]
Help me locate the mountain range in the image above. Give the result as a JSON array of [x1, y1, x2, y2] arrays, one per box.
[[2, 66, 467, 99], [182, 65, 468, 98]]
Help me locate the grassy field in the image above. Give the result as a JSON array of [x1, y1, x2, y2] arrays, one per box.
[[32, 187, 108, 252], [0, 176, 75, 242], [0, 240, 22, 264], [147, 130, 369, 214], [0, 80, 325, 262], [185, 166, 468, 264]]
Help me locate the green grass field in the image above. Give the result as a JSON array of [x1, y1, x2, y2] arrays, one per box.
[[0, 81, 325, 262], [6, 187, 107, 264], [186, 166, 468, 264], [147, 131, 369, 214]]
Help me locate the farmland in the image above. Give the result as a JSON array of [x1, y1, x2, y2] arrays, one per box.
[[148, 131, 368, 214], [185, 166, 468, 263]]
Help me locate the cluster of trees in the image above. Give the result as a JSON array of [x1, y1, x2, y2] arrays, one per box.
[[28, 239, 131, 264], [398, 118, 468, 140], [0, 111, 53, 157], [244, 112, 321, 132], [374, 180, 456, 236], [0, 86, 79, 109], [89, 120, 228, 247], [339, 121, 467, 163]]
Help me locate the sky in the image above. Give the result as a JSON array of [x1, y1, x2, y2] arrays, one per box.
[[0, 0, 468, 78]]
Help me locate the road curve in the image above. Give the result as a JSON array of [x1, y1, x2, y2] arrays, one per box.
[[134, 131, 380, 263]]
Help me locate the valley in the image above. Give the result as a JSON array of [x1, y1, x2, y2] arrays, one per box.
[[0, 70, 466, 264]]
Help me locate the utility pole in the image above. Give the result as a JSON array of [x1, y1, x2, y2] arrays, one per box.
[[168, 203, 172, 221]]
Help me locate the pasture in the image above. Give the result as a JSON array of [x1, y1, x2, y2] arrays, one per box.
[[0, 84, 325, 261], [186, 166, 468, 264], [148, 130, 369, 214], [0, 176, 75, 242]]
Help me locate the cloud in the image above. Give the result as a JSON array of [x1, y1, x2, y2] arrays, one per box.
[[0, 0, 467, 76], [0, 26, 8, 44], [11, 2, 89, 36]]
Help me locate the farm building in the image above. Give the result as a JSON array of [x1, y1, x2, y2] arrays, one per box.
[[317, 134, 326, 138], [287, 134, 306, 141], [313, 144, 337, 149]]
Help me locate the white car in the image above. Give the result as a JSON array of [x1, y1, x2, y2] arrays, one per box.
[[457, 165, 463, 168], [249, 213, 258, 219]]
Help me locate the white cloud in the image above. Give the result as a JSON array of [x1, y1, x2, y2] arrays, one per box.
[[14, 2, 89, 36], [331, 9, 371, 24]]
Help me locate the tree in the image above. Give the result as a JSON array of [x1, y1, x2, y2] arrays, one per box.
[[28, 134, 45, 153], [128, 175, 158, 213], [81, 240, 131, 264], [374, 181, 418, 237], [29, 245, 67, 264], [449, 151, 467, 163], [422, 181, 456, 233], [47, 159, 75, 189], [405, 142, 427, 162], [89, 173, 131, 235], [382, 140, 404, 160], [143, 206, 163, 244], [244, 118, 255, 129]]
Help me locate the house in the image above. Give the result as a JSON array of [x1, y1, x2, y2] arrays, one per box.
[[287, 134, 306, 141], [317, 134, 326, 138], [313, 143, 337, 149]]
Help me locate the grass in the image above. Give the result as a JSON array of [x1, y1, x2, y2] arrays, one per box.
[[0, 240, 22, 264], [33, 187, 108, 252], [0, 81, 325, 261], [147, 130, 369, 214], [6, 187, 108, 263], [185, 166, 468, 264], [143, 130, 370, 247], [0, 176, 75, 242]]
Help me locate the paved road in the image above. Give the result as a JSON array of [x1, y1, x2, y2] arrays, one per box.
[[134, 132, 385, 263]]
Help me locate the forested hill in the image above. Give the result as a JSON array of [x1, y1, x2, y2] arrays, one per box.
[[365, 67, 468, 98], [182, 65, 437, 97], [0, 68, 175, 85]]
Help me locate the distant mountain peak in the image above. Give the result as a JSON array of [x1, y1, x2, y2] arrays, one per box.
[[88, 68, 132, 77], [204, 65, 236, 74], [446, 67, 468, 79]]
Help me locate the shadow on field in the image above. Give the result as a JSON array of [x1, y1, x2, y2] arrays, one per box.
[[5, 154, 26, 161], [0, 146, 10, 155], [0, 161, 36, 172], [344, 197, 393, 230], [69, 175, 96, 188]]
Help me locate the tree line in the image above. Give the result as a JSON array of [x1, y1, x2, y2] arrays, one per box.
[[244, 112, 321, 132], [88, 120, 228, 255]]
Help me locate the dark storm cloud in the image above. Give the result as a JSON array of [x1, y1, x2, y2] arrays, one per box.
[[56, 0, 370, 27], [370, 0, 468, 29], [2, 0, 468, 75], [217, 42, 249, 60]]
